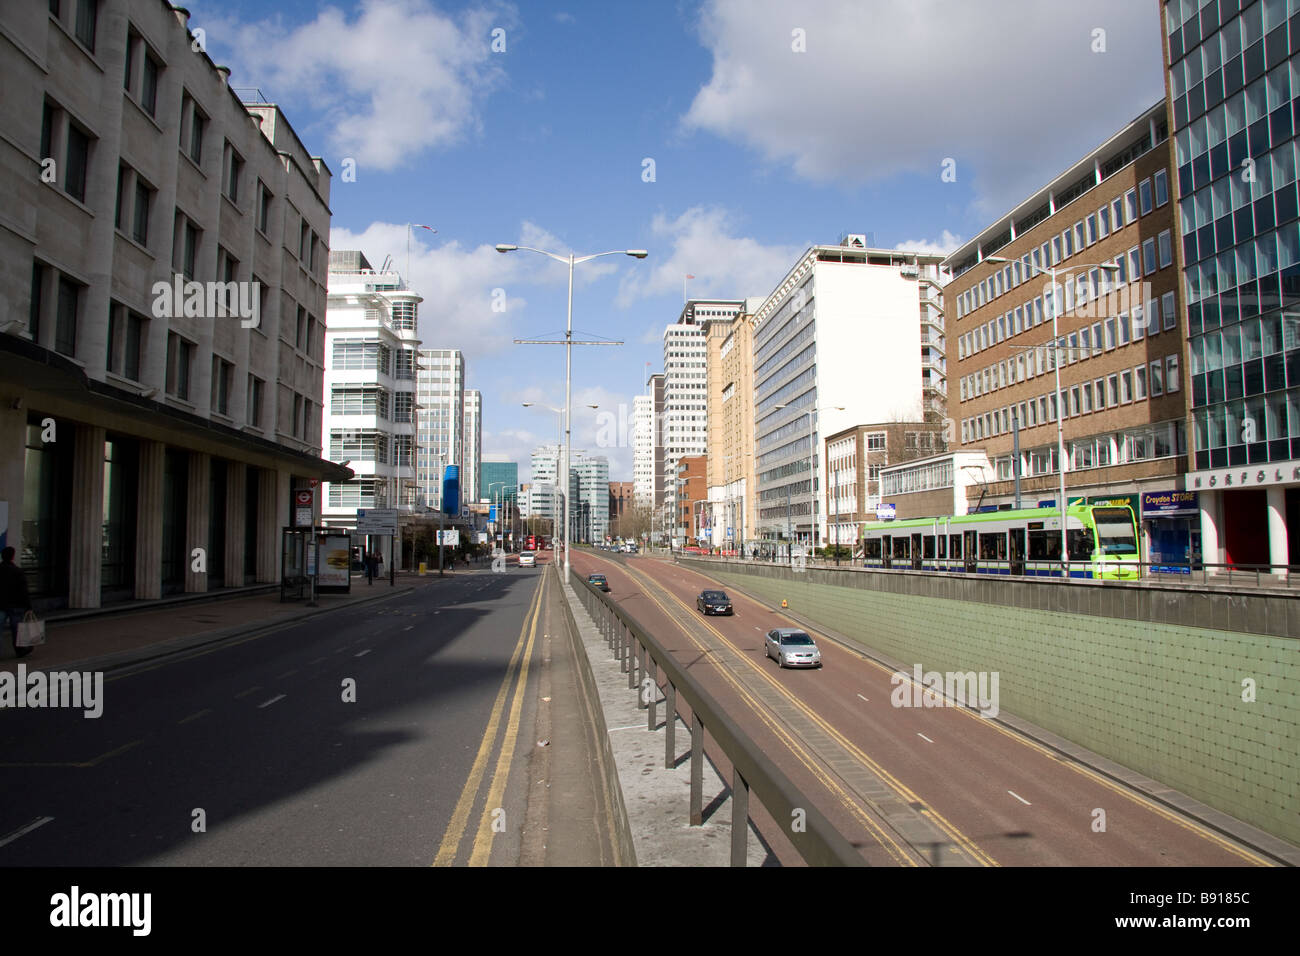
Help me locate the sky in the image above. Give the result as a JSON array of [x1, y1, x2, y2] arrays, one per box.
[[189, 0, 1167, 482]]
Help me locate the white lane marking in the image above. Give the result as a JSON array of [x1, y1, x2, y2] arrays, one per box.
[[0, 816, 54, 849], [857, 694, 869, 703], [607, 725, 647, 732], [917, 732, 934, 743], [403, 625, 413, 631], [257, 694, 286, 709], [355, 649, 372, 657], [1008, 790, 1032, 806]]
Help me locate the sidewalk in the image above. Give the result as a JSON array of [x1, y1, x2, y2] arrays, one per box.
[[1, 571, 462, 674]]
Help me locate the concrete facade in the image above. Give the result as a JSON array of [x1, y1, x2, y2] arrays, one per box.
[[0, 0, 343, 608]]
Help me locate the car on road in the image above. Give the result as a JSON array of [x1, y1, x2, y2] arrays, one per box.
[[764, 628, 822, 668], [696, 590, 733, 615], [519, 551, 536, 567], [587, 573, 610, 592]]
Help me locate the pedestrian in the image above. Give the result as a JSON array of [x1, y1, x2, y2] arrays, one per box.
[[0, 546, 34, 659], [366, 551, 376, 584]]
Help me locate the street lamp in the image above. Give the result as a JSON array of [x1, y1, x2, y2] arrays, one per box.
[[497, 242, 647, 578], [774, 403, 844, 562], [983, 255, 1120, 574]]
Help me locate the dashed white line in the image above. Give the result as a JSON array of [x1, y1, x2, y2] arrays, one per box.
[[403, 625, 413, 631], [0, 816, 55, 849], [1008, 790, 1032, 806], [257, 694, 287, 709], [355, 649, 371, 657], [917, 732, 934, 743], [857, 693, 869, 703]]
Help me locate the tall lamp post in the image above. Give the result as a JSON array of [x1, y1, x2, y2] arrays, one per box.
[[774, 403, 844, 562], [497, 243, 647, 579], [982, 255, 1120, 574]]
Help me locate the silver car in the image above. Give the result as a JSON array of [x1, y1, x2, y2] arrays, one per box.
[[764, 628, 822, 668]]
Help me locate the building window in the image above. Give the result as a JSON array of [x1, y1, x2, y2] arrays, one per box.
[[1153, 168, 1169, 206], [211, 356, 233, 416], [106, 303, 144, 381], [1139, 178, 1153, 215], [223, 142, 243, 203], [55, 275, 80, 356], [257, 181, 271, 234], [1158, 230, 1173, 268], [175, 215, 200, 280], [1124, 188, 1138, 223], [1143, 238, 1158, 275], [73, 0, 97, 51], [247, 375, 264, 428], [132, 175, 152, 245], [1107, 374, 1119, 407], [64, 121, 90, 203], [1162, 291, 1176, 331], [1166, 355, 1180, 392], [1150, 359, 1164, 396], [166, 332, 193, 401], [1135, 365, 1147, 400], [1120, 369, 1132, 404]]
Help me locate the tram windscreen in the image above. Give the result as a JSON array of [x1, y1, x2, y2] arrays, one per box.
[[1094, 508, 1138, 555]]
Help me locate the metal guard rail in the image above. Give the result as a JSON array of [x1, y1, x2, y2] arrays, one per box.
[[568, 565, 866, 867]]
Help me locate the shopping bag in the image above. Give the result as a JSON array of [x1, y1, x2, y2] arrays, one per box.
[[16, 610, 45, 647]]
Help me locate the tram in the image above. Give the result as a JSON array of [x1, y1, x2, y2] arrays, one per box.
[[860, 503, 1140, 579]]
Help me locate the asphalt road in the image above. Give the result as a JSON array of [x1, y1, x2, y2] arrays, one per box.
[[0, 565, 557, 866], [572, 550, 1275, 867]]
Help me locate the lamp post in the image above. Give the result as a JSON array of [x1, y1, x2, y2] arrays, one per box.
[[774, 403, 844, 563], [983, 255, 1120, 574], [497, 243, 647, 578]]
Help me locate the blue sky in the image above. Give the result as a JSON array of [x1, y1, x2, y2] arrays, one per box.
[[190, 0, 1166, 481]]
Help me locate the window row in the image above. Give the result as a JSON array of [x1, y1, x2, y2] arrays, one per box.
[[961, 357, 1182, 443], [955, 177, 1170, 320]]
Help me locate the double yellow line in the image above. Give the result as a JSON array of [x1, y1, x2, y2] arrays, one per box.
[[433, 571, 547, 867]]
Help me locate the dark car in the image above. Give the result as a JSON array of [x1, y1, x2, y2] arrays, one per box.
[[696, 590, 733, 615], [587, 573, 610, 592]]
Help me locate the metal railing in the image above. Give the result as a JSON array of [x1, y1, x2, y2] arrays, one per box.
[[567, 565, 865, 867], [681, 552, 1300, 590]]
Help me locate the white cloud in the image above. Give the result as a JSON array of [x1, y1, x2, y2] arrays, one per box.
[[683, 0, 1163, 214], [616, 206, 804, 306], [199, 0, 514, 171], [896, 230, 964, 258]]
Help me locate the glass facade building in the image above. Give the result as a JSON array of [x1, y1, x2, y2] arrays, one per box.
[[1165, 0, 1300, 567]]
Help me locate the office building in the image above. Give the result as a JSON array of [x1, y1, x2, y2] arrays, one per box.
[[568, 451, 609, 543], [945, 101, 1189, 559], [0, 2, 342, 607], [416, 348, 463, 511], [1163, 0, 1300, 569], [752, 239, 945, 546], [705, 298, 762, 549], [633, 392, 654, 506], [824, 421, 949, 542], [463, 388, 481, 505], [322, 252, 421, 523]]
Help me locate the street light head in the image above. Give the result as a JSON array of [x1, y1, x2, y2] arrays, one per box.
[[521, 402, 534, 407], [495, 244, 517, 253], [586, 403, 599, 409], [625, 250, 649, 258], [983, 255, 1011, 264], [1098, 263, 1121, 272]]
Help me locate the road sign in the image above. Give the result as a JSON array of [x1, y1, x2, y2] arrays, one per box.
[[875, 503, 896, 521], [437, 529, 460, 546], [294, 489, 314, 528], [356, 508, 398, 534], [727, 527, 734, 537]]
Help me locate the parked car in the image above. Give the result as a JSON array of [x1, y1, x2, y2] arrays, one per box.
[[696, 590, 733, 615], [519, 551, 536, 567], [764, 628, 822, 668], [587, 573, 610, 592]]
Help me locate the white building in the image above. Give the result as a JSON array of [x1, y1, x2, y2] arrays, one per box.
[[632, 393, 654, 506], [416, 348, 464, 511], [662, 300, 744, 536], [322, 252, 421, 525], [462, 388, 481, 505], [752, 238, 946, 545], [0, 2, 341, 608]]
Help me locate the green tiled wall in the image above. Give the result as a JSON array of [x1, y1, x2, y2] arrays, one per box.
[[691, 562, 1299, 846]]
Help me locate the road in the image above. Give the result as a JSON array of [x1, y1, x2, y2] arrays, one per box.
[[571, 549, 1274, 867], [0, 560, 590, 866]]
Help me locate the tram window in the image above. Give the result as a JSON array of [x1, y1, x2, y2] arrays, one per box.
[[949, 535, 962, 558], [979, 533, 1007, 560], [892, 537, 909, 560], [937, 536, 947, 559], [1068, 528, 1094, 561], [1028, 530, 1061, 561], [923, 536, 936, 559], [864, 538, 882, 560]]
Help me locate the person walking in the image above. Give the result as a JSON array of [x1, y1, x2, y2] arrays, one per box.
[[0, 547, 34, 659]]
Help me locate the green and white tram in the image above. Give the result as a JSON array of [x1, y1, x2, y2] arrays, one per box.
[[860, 504, 1141, 579]]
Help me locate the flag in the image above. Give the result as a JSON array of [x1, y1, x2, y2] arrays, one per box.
[[414, 224, 437, 233], [685, 274, 695, 279]]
